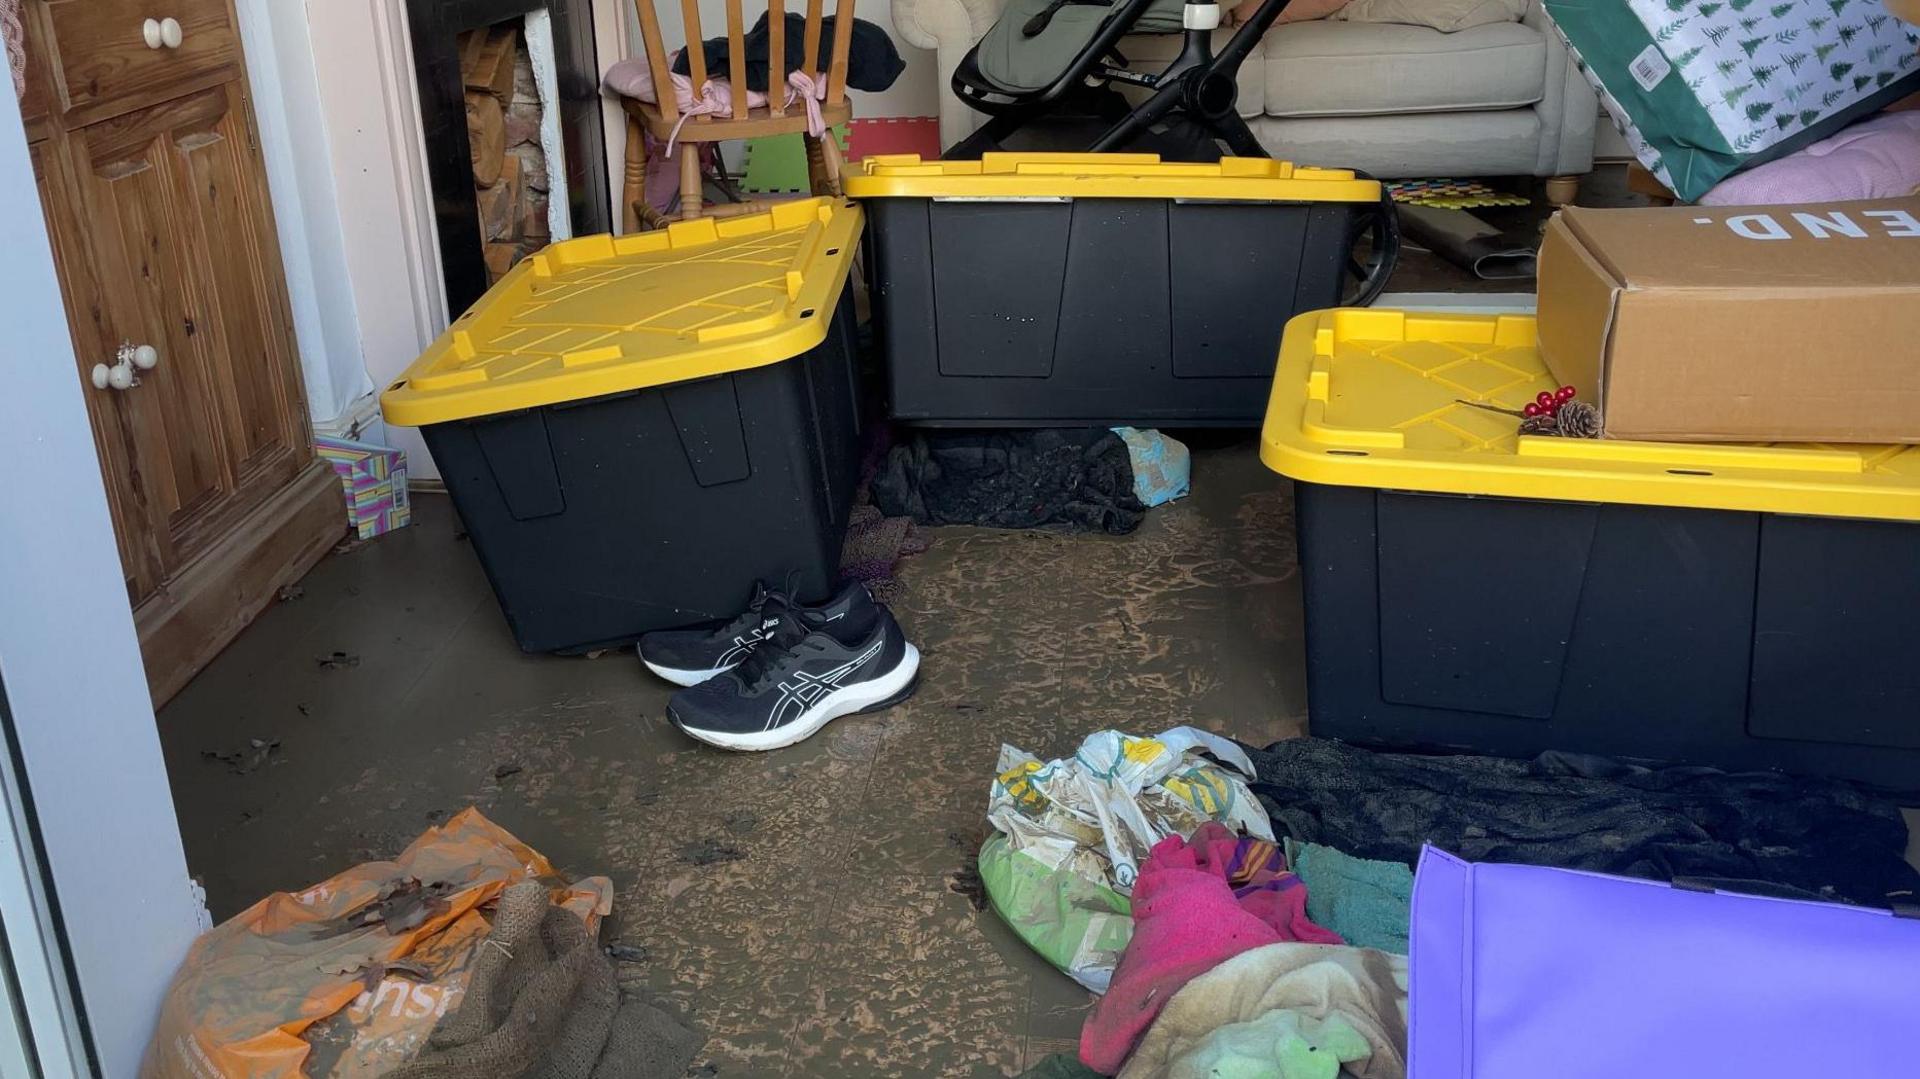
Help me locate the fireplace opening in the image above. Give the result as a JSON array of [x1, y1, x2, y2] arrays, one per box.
[[406, 0, 609, 314], [460, 20, 560, 286]]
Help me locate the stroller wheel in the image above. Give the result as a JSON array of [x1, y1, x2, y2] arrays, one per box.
[[1342, 183, 1401, 308]]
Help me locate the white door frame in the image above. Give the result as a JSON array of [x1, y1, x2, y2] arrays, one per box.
[[235, 0, 631, 479]]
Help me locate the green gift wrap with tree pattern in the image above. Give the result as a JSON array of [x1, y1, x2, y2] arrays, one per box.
[[1544, 0, 1920, 201]]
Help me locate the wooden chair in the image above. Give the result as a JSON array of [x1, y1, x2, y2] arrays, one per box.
[[621, 0, 857, 229]]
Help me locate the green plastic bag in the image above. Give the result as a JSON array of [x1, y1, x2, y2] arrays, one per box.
[[979, 726, 1273, 991], [978, 834, 1133, 992]]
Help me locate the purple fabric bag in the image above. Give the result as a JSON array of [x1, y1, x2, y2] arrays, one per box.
[[1409, 846, 1920, 1079]]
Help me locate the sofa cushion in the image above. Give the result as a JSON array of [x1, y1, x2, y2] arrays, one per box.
[[1332, 0, 1526, 32], [1249, 109, 1545, 177], [1261, 19, 1544, 119]]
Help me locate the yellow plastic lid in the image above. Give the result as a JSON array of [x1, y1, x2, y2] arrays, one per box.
[[381, 198, 862, 427], [844, 152, 1380, 202], [1260, 308, 1920, 522]]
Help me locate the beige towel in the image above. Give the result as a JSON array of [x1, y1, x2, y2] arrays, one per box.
[[1118, 942, 1409, 1079]]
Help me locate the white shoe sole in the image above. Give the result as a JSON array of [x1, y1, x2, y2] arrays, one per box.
[[674, 644, 921, 752], [642, 658, 735, 688]]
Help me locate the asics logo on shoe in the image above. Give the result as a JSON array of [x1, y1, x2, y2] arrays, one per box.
[[763, 638, 885, 730], [717, 626, 774, 667]]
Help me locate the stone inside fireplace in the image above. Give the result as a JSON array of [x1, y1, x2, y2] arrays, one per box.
[[461, 22, 555, 286], [405, 0, 609, 314]]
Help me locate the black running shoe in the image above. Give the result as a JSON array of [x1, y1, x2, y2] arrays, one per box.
[[637, 581, 874, 688], [666, 603, 920, 751]]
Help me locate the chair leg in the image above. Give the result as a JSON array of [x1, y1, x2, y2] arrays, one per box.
[[803, 133, 829, 196], [622, 116, 647, 234], [1544, 174, 1582, 208], [679, 146, 704, 221], [819, 134, 846, 197]]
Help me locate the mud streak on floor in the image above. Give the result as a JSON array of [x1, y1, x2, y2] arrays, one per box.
[[158, 438, 1308, 1078]]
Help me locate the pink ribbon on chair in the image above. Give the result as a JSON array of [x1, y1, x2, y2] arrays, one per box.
[[663, 67, 829, 156]]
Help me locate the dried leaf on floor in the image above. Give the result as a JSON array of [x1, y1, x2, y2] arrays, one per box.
[[202, 738, 282, 775], [342, 878, 456, 936], [947, 862, 988, 911], [492, 763, 523, 780], [605, 942, 649, 963], [316, 651, 361, 671], [679, 839, 745, 866]]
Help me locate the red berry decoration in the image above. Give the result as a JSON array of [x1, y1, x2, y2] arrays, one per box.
[[1524, 402, 1543, 417], [1556, 385, 1577, 402]]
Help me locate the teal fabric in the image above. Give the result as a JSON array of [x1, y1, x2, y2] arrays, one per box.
[[1020, 1053, 1104, 1079], [1287, 840, 1413, 955]]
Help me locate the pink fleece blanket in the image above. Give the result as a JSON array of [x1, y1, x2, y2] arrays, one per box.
[[1080, 823, 1343, 1074], [1701, 111, 1920, 205], [601, 53, 828, 153]]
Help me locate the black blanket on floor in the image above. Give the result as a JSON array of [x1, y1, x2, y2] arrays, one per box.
[[870, 429, 1145, 534], [1245, 737, 1920, 909]]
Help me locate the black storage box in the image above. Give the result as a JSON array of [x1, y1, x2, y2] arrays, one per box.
[[382, 200, 865, 653], [1264, 309, 1920, 789], [846, 153, 1382, 427]]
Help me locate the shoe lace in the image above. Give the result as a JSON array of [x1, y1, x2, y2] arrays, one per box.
[[733, 623, 813, 692], [714, 581, 780, 639]]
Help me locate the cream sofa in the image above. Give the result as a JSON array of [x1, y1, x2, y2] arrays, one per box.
[[891, 0, 1596, 191]]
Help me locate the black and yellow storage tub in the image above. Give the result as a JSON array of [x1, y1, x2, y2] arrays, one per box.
[[845, 152, 1385, 427], [1262, 307, 1920, 788], [381, 198, 865, 654]]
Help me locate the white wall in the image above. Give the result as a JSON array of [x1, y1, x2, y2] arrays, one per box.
[[620, 0, 940, 118], [0, 104, 207, 1079], [297, 0, 450, 477], [242, 1, 642, 481], [236, 0, 378, 433]]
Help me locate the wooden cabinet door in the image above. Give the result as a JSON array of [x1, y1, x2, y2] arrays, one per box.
[[165, 83, 308, 509], [63, 87, 262, 574], [29, 140, 166, 605], [38, 0, 243, 127]]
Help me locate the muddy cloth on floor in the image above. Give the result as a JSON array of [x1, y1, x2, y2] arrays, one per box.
[[1117, 942, 1409, 1079], [840, 502, 928, 604], [1080, 824, 1342, 1074], [1022, 1056, 1105, 1079], [871, 429, 1146, 533], [675, 13, 905, 93], [388, 882, 701, 1079], [1285, 839, 1414, 955], [1246, 738, 1920, 909]]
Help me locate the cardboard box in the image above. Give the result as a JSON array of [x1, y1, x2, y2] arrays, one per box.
[[315, 436, 411, 539], [1537, 198, 1920, 443]]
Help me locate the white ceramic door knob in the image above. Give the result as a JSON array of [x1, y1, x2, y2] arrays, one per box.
[[160, 17, 183, 48], [92, 363, 113, 389], [107, 364, 135, 390], [131, 344, 159, 370], [143, 18, 164, 48]]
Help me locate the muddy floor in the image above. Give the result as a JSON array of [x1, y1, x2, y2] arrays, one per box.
[[158, 435, 1307, 1078]]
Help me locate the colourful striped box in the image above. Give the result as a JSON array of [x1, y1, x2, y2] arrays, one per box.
[[315, 436, 411, 539]]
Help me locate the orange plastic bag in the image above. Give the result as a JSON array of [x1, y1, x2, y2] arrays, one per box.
[[141, 809, 612, 1079]]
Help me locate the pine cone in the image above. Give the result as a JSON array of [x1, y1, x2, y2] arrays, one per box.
[[1519, 414, 1558, 437], [1555, 401, 1602, 438]]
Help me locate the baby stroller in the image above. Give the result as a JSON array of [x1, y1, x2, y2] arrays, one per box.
[[947, 0, 1399, 304]]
